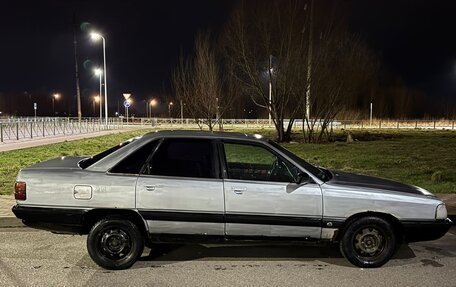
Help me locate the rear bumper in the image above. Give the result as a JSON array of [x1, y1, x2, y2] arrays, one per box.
[[402, 218, 453, 243], [12, 205, 88, 234]]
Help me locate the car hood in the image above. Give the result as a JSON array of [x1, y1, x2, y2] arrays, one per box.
[[23, 156, 88, 170], [326, 170, 433, 197]]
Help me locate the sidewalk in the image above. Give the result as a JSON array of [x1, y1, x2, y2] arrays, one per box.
[[0, 126, 144, 152], [1, 193, 455, 228]]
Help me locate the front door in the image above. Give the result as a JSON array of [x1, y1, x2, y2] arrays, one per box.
[[221, 141, 323, 239], [136, 138, 225, 236]]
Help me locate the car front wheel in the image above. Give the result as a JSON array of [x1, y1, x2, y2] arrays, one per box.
[[87, 218, 144, 270], [340, 216, 397, 268]]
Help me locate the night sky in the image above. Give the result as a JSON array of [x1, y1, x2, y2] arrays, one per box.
[[1, 0, 456, 115]]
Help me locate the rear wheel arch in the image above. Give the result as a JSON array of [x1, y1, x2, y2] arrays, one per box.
[[82, 209, 149, 239]]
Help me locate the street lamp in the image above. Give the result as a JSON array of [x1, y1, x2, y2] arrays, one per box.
[[150, 99, 157, 118], [267, 55, 273, 126], [93, 68, 106, 124], [168, 102, 173, 118], [93, 95, 101, 123], [52, 93, 60, 116], [90, 31, 108, 126]]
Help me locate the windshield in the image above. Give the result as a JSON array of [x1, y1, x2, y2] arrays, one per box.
[[78, 137, 138, 169], [268, 140, 331, 182]]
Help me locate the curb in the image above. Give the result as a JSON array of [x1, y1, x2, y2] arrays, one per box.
[[0, 217, 24, 228]]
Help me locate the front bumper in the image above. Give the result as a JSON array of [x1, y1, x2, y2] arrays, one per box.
[[12, 205, 89, 234], [402, 218, 453, 243]]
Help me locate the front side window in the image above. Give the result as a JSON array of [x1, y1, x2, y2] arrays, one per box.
[[147, 138, 215, 178], [223, 142, 299, 183]]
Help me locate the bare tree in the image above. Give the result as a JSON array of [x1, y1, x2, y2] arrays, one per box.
[[222, 0, 379, 142], [304, 26, 379, 142], [222, 0, 310, 141], [173, 32, 236, 131]]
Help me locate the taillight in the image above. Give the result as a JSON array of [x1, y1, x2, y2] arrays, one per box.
[[14, 182, 26, 200]]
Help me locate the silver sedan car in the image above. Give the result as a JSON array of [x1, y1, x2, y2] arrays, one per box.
[[12, 131, 452, 269]]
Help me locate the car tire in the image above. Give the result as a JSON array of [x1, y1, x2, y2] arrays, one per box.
[[87, 218, 144, 270], [339, 216, 397, 268]]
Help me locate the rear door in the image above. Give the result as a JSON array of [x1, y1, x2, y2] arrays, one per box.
[[221, 141, 323, 239], [136, 138, 225, 237]]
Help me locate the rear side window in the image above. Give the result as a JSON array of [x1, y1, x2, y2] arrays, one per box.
[[109, 140, 159, 175], [79, 138, 137, 169], [147, 138, 215, 178]]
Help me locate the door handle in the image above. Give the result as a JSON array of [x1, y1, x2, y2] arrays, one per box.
[[145, 185, 156, 191], [232, 187, 246, 194]]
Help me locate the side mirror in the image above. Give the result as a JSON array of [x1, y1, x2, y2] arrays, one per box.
[[296, 171, 309, 184]]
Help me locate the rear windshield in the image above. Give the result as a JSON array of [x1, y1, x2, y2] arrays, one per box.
[[78, 137, 138, 169]]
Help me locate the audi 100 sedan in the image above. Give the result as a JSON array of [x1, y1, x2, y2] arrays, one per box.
[[12, 130, 452, 269]]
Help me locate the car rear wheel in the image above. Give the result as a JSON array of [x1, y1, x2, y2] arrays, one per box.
[[87, 218, 144, 270], [340, 216, 397, 268]]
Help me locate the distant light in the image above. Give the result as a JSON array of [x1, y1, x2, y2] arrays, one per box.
[[53, 93, 60, 100], [169, 102, 174, 106], [94, 68, 102, 76], [94, 95, 100, 103], [253, 134, 263, 139], [150, 99, 158, 106], [90, 32, 102, 41], [127, 98, 133, 104]]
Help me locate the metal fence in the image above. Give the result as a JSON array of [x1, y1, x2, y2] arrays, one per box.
[[1, 117, 454, 143], [135, 118, 456, 130], [0, 118, 124, 143]]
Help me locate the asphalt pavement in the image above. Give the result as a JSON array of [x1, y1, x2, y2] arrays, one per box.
[[0, 227, 455, 287]]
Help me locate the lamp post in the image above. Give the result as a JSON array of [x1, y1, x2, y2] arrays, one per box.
[[267, 55, 274, 126], [93, 95, 101, 122], [150, 99, 157, 118], [168, 102, 173, 118], [370, 102, 373, 126], [90, 32, 108, 126], [180, 100, 184, 124], [94, 68, 103, 124], [52, 93, 60, 116]]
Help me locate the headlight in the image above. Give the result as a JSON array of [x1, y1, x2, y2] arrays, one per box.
[[435, 204, 447, 220]]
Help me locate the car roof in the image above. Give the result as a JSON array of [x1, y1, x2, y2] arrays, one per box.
[[142, 130, 268, 141]]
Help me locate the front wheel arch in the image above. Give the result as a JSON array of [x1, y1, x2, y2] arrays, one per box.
[[336, 211, 403, 243]]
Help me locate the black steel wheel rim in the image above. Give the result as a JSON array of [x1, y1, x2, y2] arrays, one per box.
[[353, 225, 386, 260], [98, 228, 132, 260]]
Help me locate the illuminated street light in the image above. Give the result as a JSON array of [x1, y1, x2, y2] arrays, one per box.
[[90, 31, 108, 126], [93, 95, 101, 122], [52, 93, 60, 116], [168, 102, 173, 118], [149, 98, 157, 118], [94, 68, 103, 123]]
